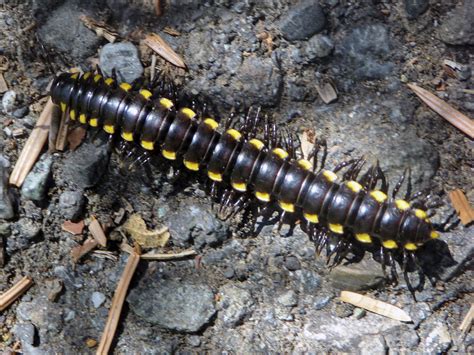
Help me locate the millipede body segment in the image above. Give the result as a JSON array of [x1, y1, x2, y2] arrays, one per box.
[[50, 72, 443, 287]]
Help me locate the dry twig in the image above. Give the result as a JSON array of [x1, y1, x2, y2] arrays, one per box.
[[120, 242, 196, 260], [79, 15, 118, 43], [71, 238, 99, 263], [9, 98, 54, 187], [340, 291, 412, 322], [407, 83, 474, 138], [96, 250, 140, 354], [459, 304, 474, 335], [0, 276, 33, 311], [449, 189, 474, 225]]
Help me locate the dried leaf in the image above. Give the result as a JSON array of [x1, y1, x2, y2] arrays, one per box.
[[0, 72, 8, 93], [123, 214, 170, 248], [300, 129, 316, 160], [143, 33, 186, 69], [62, 220, 85, 235], [67, 126, 87, 151], [407, 83, 474, 138], [340, 291, 412, 322], [449, 189, 474, 225]]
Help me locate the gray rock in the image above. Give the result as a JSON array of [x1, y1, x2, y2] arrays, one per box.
[[37, 2, 102, 60], [277, 290, 298, 307], [438, 0, 474, 45], [278, 0, 326, 41], [2, 90, 16, 113], [7, 218, 42, 253], [128, 279, 216, 333], [21, 154, 53, 202], [168, 203, 229, 249], [339, 24, 394, 80], [12, 322, 36, 346], [91, 292, 106, 308], [358, 335, 387, 355], [285, 255, 301, 271], [423, 322, 452, 353], [58, 190, 85, 221], [353, 308, 366, 320], [62, 142, 109, 189], [0, 160, 15, 220], [304, 34, 334, 60], [404, 0, 429, 20], [217, 284, 254, 327], [99, 42, 144, 83], [329, 261, 385, 291], [12, 106, 29, 118], [293, 269, 321, 293], [384, 326, 420, 349]]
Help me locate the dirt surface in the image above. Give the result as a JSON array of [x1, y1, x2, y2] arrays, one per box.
[[0, 0, 473, 353]]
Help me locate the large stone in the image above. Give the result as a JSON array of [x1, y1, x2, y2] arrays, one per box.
[[128, 278, 216, 333], [99, 42, 144, 83], [278, 0, 326, 41], [438, 0, 474, 45]]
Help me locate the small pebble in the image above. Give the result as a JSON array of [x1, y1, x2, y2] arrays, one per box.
[[1, 90, 16, 113], [12, 106, 28, 118], [91, 291, 106, 308]]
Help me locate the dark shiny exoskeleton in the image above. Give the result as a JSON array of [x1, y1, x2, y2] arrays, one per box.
[[50, 71, 447, 295]]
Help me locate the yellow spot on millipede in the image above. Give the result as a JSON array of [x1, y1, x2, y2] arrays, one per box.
[[141, 140, 154, 150], [70, 109, 76, 120], [395, 199, 410, 211], [322, 170, 337, 182], [249, 139, 264, 150], [355, 233, 372, 243], [121, 131, 134, 142], [120, 82, 132, 91], [180, 107, 196, 119], [226, 129, 242, 141], [272, 148, 289, 159], [404, 243, 417, 251], [346, 181, 363, 193], [162, 149, 176, 160], [303, 213, 319, 223], [370, 190, 387, 203], [414, 209, 427, 220], [430, 231, 440, 239], [329, 223, 343, 234], [231, 181, 247, 192], [204, 118, 219, 130], [105, 78, 114, 86], [60, 102, 66, 112], [255, 191, 270, 202], [103, 124, 114, 134], [279, 201, 295, 213], [184, 160, 199, 171], [79, 114, 87, 124], [159, 98, 174, 110], [93, 74, 102, 82], [382, 240, 398, 249], [297, 159, 312, 170], [208, 171, 223, 182], [140, 89, 153, 99], [89, 118, 98, 127]]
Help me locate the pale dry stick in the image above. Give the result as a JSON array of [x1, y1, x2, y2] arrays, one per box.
[[459, 304, 473, 335], [89, 216, 108, 247], [150, 54, 157, 82], [0, 72, 8, 93], [96, 250, 140, 355], [407, 83, 474, 138], [340, 291, 412, 322], [449, 189, 474, 225], [55, 107, 70, 151], [0, 276, 33, 311], [120, 242, 197, 260], [9, 98, 54, 187]]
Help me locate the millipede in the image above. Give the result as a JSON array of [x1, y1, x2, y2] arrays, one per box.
[[49, 70, 454, 297]]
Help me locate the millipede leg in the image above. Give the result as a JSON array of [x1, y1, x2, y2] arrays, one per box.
[[375, 163, 389, 193], [333, 159, 356, 173], [392, 168, 407, 198]]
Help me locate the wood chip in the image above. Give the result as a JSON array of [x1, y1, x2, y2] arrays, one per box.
[[122, 213, 169, 248], [0, 276, 34, 312], [143, 32, 187, 69], [449, 189, 474, 225], [407, 83, 474, 138], [71, 237, 99, 263], [79, 15, 118, 43], [67, 126, 87, 151], [97, 249, 140, 355], [163, 26, 181, 36], [62, 220, 85, 235], [340, 291, 412, 322], [0, 72, 8, 93], [9, 98, 54, 187], [88, 216, 107, 247], [316, 82, 338, 104], [459, 304, 474, 335], [55, 108, 70, 151]]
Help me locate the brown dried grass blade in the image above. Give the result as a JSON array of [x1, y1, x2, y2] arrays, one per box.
[[459, 304, 473, 335], [120, 242, 196, 260], [449, 189, 474, 225], [407, 83, 474, 138], [96, 250, 140, 355], [9, 98, 54, 187], [55, 107, 70, 151], [0, 276, 34, 311], [143, 33, 187, 69], [71, 237, 99, 263], [89, 216, 107, 247], [340, 291, 412, 322]]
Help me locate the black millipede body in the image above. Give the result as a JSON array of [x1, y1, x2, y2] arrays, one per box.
[[49, 71, 448, 294]]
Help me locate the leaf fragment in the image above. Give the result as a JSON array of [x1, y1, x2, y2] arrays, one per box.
[[143, 33, 186, 69], [122, 213, 170, 248]]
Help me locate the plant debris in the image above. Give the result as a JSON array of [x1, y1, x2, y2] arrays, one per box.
[[142, 32, 187, 69], [0, 276, 34, 312], [122, 213, 170, 248], [449, 189, 474, 225]]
